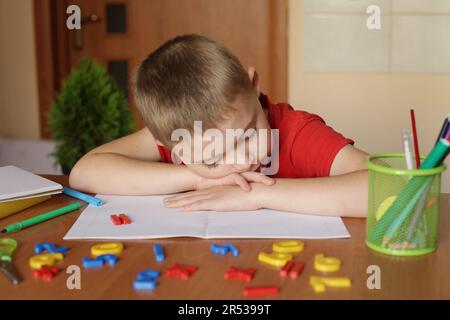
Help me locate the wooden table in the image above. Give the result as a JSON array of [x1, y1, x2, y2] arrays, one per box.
[[1, 175, 449, 299]]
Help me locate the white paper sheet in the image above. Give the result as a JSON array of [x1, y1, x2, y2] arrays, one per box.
[[64, 194, 351, 240]]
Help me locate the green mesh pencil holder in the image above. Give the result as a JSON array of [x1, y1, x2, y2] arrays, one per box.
[[365, 153, 446, 256]]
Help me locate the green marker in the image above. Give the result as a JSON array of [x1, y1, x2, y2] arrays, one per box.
[[421, 138, 450, 168], [0, 203, 81, 234]]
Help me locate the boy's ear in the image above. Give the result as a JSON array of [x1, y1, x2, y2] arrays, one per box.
[[247, 67, 260, 96]]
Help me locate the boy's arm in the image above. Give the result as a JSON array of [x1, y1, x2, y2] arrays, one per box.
[[69, 128, 272, 195], [69, 128, 201, 195], [252, 170, 368, 217], [164, 145, 369, 217], [254, 145, 369, 217]]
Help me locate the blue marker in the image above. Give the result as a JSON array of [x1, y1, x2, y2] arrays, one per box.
[[153, 244, 165, 262], [63, 187, 104, 207]]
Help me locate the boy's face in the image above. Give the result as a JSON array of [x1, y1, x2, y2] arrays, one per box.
[[180, 92, 272, 179], [162, 67, 272, 179]]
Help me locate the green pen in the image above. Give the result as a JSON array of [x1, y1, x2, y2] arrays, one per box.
[[0, 203, 81, 234]]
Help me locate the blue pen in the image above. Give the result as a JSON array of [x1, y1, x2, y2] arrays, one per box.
[[63, 187, 104, 207]]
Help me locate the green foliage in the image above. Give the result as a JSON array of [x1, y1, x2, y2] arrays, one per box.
[[48, 57, 135, 171]]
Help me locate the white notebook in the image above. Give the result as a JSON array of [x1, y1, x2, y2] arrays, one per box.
[[64, 194, 351, 240], [0, 165, 63, 202]]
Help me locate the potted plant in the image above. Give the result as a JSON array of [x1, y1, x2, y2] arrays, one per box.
[[48, 57, 135, 174]]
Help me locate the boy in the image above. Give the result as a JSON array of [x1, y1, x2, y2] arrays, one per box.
[[69, 34, 368, 217]]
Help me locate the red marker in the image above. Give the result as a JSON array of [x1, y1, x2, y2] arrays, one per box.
[[243, 285, 279, 297], [288, 262, 305, 279], [410, 109, 421, 168]]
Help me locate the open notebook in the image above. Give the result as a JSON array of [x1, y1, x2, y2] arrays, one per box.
[[64, 194, 351, 240]]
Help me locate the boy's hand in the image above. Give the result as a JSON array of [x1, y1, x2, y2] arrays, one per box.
[[164, 185, 260, 212], [195, 172, 274, 192]]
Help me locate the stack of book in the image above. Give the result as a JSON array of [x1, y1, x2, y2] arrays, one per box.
[[0, 166, 63, 219]]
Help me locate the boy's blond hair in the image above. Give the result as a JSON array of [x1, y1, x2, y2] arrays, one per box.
[[134, 34, 253, 147]]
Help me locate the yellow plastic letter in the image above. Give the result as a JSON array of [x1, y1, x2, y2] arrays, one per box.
[[29, 253, 64, 269], [258, 252, 293, 268], [91, 242, 124, 257], [314, 253, 341, 272], [310, 276, 351, 293], [272, 241, 304, 254]]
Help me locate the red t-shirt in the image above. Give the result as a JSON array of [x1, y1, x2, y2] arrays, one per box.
[[157, 94, 354, 178]]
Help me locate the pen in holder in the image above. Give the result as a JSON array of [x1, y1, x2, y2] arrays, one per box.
[[365, 153, 446, 256]]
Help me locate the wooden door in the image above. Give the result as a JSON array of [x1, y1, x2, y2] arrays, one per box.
[[36, 0, 287, 136]]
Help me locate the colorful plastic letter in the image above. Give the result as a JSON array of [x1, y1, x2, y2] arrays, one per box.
[[137, 270, 160, 280], [153, 244, 165, 262], [288, 262, 305, 279], [34, 242, 69, 254], [133, 269, 160, 290], [314, 253, 341, 272], [225, 243, 239, 256], [32, 265, 60, 282], [119, 213, 132, 224], [224, 266, 256, 282], [97, 254, 118, 266], [272, 241, 304, 254], [82, 254, 118, 268], [210, 244, 230, 255], [279, 260, 294, 277], [243, 286, 279, 297], [258, 252, 293, 268], [110, 214, 122, 225], [310, 276, 351, 293], [91, 242, 123, 257], [29, 253, 64, 270], [133, 280, 157, 290], [165, 263, 197, 280], [82, 256, 104, 268]]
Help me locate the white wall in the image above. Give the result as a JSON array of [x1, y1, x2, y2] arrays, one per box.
[[289, 0, 450, 193], [0, 0, 40, 139]]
